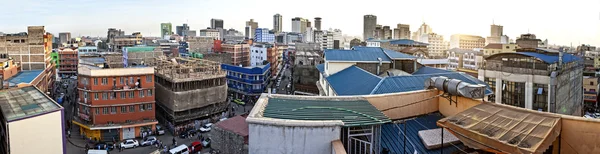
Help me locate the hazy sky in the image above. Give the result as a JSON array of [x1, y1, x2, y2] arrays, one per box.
[[1, 0, 599, 46]]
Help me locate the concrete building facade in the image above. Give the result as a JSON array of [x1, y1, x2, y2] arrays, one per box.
[[211, 19, 224, 29], [187, 36, 214, 53], [245, 19, 258, 39], [59, 32, 71, 44], [273, 14, 283, 34], [363, 15, 377, 41], [292, 17, 308, 34], [254, 28, 275, 43], [420, 33, 448, 58], [75, 64, 157, 141], [481, 43, 519, 56], [478, 48, 584, 116], [199, 29, 221, 40], [449, 34, 486, 50], [222, 63, 270, 99], [57, 47, 78, 77], [314, 17, 322, 31], [160, 23, 172, 39], [411, 23, 432, 42], [393, 24, 410, 39], [222, 43, 250, 66]]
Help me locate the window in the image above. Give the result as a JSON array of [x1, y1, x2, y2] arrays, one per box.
[[129, 105, 135, 112], [111, 107, 116, 114], [591, 81, 594, 85], [95, 108, 99, 115], [125, 77, 129, 85], [120, 77, 124, 85], [94, 78, 98, 85], [94, 93, 99, 100], [147, 104, 152, 110], [129, 91, 134, 98], [146, 75, 152, 83], [121, 106, 127, 113], [130, 77, 134, 84], [103, 107, 108, 114], [110, 92, 116, 100], [533, 84, 548, 112], [102, 78, 108, 85], [102, 93, 108, 100], [140, 90, 145, 98], [140, 104, 145, 111], [502, 81, 526, 108], [121, 92, 126, 99], [148, 90, 153, 96], [83, 92, 88, 100]]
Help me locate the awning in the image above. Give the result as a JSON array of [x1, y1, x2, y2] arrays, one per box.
[[437, 102, 561, 154]]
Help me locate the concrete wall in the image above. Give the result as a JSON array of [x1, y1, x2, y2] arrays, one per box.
[[248, 123, 341, 154], [366, 90, 439, 120], [9, 110, 64, 154], [155, 83, 227, 112], [355, 63, 391, 75], [555, 68, 583, 116], [327, 62, 355, 75], [210, 126, 248, 154]]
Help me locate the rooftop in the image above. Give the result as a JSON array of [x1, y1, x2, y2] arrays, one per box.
[[151, 57, 225, 82], [262, 97, 391, 127], [324, 66, 492, 96], [325, 47, 415, 62], [0, 86, 62, 122], [215, 115, 249, 143], [487, 50, 582, 64], [6, 70, 44, 87], [417, 59, 449, 65], [484, 43, 503, 49], [367, 39, 429, 46]]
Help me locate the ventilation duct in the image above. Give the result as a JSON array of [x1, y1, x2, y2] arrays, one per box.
[[424, 76, 486, 99]]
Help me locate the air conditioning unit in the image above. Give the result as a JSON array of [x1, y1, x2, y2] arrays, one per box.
[[425, 76, 486, 99]]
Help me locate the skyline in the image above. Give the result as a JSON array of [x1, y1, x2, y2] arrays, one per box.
[[1, 0, 599, 46]]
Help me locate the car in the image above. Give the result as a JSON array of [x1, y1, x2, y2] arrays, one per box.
[[202, 138, 211, 148], [234, 99, 245, 105], [93, 142, 115, 151], [189, 141, 203, 153], [120, 139, 139, 149], [179, 129, 196, 138], [199, 123, 213, 133], [140, 136, 157, 146], [219, 118, 228, 122], [156, 125, 165, 135]]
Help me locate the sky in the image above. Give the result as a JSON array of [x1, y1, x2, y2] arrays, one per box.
[[1, 0, 599, 46]]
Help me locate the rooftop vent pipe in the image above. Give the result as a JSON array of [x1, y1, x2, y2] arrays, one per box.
[[424, 76, 486, 99]]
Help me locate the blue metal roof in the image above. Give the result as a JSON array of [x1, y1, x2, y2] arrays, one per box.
[[515, 52, 581, 64], [6, 70, 44, 86], [316, 64, 325, 74], [383, 49, 416, 59], [412, 67, 452, 75], [221, 63, 271, 74], [381, 113, 463, 154], [388, 39, 429, 46], [326, 66, 382, 95], [325, 47, 392, 62], [373, 72, 493, 95]]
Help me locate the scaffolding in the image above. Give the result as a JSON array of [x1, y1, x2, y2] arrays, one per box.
[[151, 56, 225, 82]]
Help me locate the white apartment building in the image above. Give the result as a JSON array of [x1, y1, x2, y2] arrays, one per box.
[[420, 33, 449, 58], [411, 23, 432, 42], [250, 44, 268, 67], [450, 34, 486, 50], [447, 48, 483, 71], [304, 27, 314, 43], [199, 29, 221, 40]]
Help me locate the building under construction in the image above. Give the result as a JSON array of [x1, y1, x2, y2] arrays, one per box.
[[151, 57, 228, 133]]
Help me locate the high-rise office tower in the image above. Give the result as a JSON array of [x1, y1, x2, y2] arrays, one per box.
[[160, 23, 172, 39], [363, 15, 377, 41], [246, 19, 259, 38], [393, 24, 410, 39], [211, 19, 224, 29], [314, 17, 322, 31], [292, 17, 308, 33], [273, 14, 283, 33]]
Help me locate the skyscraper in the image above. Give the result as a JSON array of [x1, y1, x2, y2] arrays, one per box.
[[393, 24, 410, 39], [314, 17, 322, 31], [176, 23, 190, 36], [273, 14, 283, 33], [363, 15, 377, 41], [160, 23, 172, 39], [490, 24, 503, 37], [486, 24, 504, 44], [292, 17, 308, 33], [211, 19, 224, 29], [411, 23, 432, 42], [246, 19, 259, 38]]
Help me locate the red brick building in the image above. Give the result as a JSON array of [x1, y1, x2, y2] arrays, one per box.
[[57, 47, 78, 77], [74, 64, 157, 141]]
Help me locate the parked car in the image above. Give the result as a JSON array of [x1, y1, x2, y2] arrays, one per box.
[[140, 136, 157, 146], [179, 129, 196, 138], [156, 125, 165, 135], [189, 141, 203, 153], [199, 123, 213, 133], [202, 138, 211, 148], [93, 142, 115, 151], [120, 139, 139, 149]]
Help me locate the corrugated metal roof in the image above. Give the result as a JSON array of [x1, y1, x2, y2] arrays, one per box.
[[383, 49, 416, 59], [412, 67, 452, 75], [372, 72, 493, 95], [516, 52, 581, 64], [389, 39, 429, 46], [381, 113, 463, 154], [215, 115, 248, 137], [325, 47, 392, 62], [263, 98, 391, 126], [124, 46, 156, 52], [316, 63, 325, 74], [326, 66, 382, 95]]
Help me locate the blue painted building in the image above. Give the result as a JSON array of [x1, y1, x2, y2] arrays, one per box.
[[254, 28, 275, 43], [222, 63, 271, 100]]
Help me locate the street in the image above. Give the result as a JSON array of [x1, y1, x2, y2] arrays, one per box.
[[274, 60, 293, 95]]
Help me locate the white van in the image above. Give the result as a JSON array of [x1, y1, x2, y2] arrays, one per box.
[[169, 144, 190, 154], [87, 149, 108, 154]]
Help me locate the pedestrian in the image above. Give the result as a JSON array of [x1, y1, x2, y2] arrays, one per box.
[[67, 130, 71, 138], [172, 137, 176, 146]]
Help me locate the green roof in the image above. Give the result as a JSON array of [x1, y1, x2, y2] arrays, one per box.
[[264, 98, 391, 126], [125, 47, 157, 52]]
